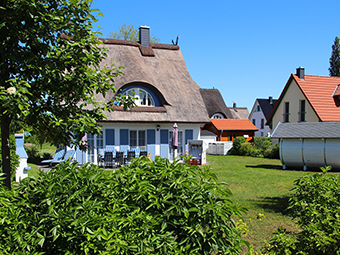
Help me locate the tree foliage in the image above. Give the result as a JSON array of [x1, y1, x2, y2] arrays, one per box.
[[329, 36, 340, 76], [108, 23, 160, 43], [0, 0, 133, 188], [0, 157, 248, 254], [266, 166, 340, 254], [0, 131, 19, 180]]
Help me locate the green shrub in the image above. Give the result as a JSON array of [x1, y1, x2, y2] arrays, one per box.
[[0, 157, 248, 254], [253, 137, 272, 155], [254, 136, 272, 152], [0, 131, 19, 181], [265, 166, 340, 254], [264, 143, 280, 159], [228, 136, 247, 155], [25, 145, 39, 158], [239, 142, 255, 156]]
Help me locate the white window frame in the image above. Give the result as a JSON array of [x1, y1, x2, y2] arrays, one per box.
[[124, 88, 155, 107], [86, 132, 103, 164], [211, 113, 224, 119], [129, 130, 146, 150]]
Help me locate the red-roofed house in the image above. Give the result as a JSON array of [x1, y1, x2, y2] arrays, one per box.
[[267, 67, 340, 132], [203, 119, 258, 142]]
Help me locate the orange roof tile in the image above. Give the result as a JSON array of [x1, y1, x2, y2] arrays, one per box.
[[211, 119, 258, 131], [293, 74, 340, 121]]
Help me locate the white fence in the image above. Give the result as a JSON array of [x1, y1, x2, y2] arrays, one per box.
[[207, 142, 233, 155]]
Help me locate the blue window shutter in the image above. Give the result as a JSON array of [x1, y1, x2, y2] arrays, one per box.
[[185, 129, 193, 144], [147, 129, 156, 144], [160, 129, 169, 158], [120, 129, 129, 145], [106, 129, 115, 145], [147, 129, 156, 160], [160, 129, 168, 144]]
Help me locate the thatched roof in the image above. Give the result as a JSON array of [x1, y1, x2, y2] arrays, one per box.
[[199, 89, 233, 119], [93, 39, 210, 124], [228, 107, 249, 119]]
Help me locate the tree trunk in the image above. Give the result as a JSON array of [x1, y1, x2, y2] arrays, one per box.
[[1, 114, 12, 190]]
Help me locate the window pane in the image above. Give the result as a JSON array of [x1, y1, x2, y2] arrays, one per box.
[[96, 132, 103, 156], [284, 102, 289, 122], [87, 133, 95, 162], [301, 100, 305, 111], [139, 90, 146, 105], [300, 100, 306, 122], [128, 90, 135, 97], [139, 130, 145, 147], [147, 95, 154, 106], [178, 131, 183, 155], [130, 130, 137, 147]]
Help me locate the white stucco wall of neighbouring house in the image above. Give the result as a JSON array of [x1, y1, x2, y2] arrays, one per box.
[[249, 100, 271, 137]]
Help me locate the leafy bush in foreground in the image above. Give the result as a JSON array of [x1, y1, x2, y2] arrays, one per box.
[[0, 157, 247, 254], [265, 166, 340, 255]]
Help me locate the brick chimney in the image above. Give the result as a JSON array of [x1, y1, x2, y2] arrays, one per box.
[[296, 67, 305, 80], [139, 26, 150, 47]]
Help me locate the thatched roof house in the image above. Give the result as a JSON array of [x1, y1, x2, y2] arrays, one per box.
[[75, 26, 210, 165], [228, 103, 249, 119], [200, 89, 233, 119]]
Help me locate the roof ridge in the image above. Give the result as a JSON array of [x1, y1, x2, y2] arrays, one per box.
[[97, 38, 179, 50], [294, 74, 340, 79]]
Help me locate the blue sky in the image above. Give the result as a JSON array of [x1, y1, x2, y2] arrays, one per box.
[[91, 0, 340, 111]]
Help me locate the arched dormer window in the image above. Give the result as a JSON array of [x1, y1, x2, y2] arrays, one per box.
[[124, 88, 155, 106], [211, 113, 225, 119], [124, 88, 155, 107], [115, 83, 166, 108]]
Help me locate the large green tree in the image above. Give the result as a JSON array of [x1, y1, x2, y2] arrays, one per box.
[[108, 23, 160, 43], [329, 36, 340, 76], [0, 0, 131, 189]]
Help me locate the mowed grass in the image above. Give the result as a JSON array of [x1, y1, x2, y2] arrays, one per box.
[[26, 143, 57, 178], [206, 155, 315, 252]]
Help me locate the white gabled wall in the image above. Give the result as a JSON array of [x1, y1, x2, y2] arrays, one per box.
[[249, 100, 271, 137]]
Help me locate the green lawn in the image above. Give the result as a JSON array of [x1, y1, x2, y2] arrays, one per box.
[[206, 155, 317, 253], [26, 143, 57, 178]]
